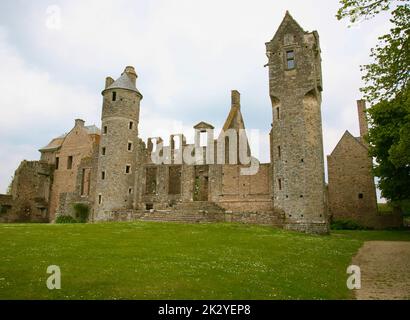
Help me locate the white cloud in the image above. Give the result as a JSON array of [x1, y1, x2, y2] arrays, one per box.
[[0, 0, 395, 201]]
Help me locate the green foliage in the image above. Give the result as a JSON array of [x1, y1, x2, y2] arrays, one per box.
[[367, 88, 410, 202], [337, 1, 410, 103], [72, 203, 90, 223], [55, 215, 77, 224], [337, 0, 401, 23], [331, 219, 371, 230], [361, 5, 410, 102]]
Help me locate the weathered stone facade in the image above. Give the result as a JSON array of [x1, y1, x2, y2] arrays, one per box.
[[0, 161, 53, 222], [2, 12, 399, 232], [265, 12, 328, 233], [327, 101, 403, 229]]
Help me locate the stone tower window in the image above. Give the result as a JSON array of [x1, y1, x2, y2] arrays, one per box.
[[286, 50, 295, 69], [125, 165, 131, 174], [358, 193, 364, 199], [101, 171, 106, 180], [276, 107, 280, 120], [127, 142, 133, 151], [103, 126, 107, 134], [129, 121, 134, 130], [128, 187, 133, 195], [55, 157, 59, 170], [98, 194, 102, 204], [278, 178, 282, 191], [112, 91, 117, 101], [67, 156, 73, 170], [278, 146, 281, 158], [102, 147, 106, 155]]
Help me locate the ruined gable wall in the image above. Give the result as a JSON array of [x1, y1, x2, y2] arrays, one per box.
[[49, 124, 96, 220]]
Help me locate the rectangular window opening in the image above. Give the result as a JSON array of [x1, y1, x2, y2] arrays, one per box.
[[67, 156, 73, 170], [101, 171, 106, 180], [103, 126, 108, 134], [112, 91, 117, 101], [129, 122, 134, 130], [278, 178, 282, 191], [125, 165, 131, 174], [286, 50, 295, 69], [127, 142, 133, 151], [98, 194, 102, 204], [55, 157, 59, 170], [102, 147, 106, 155]]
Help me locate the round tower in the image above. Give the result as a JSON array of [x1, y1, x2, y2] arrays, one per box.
[[94, 66, 142, 220]]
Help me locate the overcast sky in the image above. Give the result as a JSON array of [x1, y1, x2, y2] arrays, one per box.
[[0, 0, 392, 198]]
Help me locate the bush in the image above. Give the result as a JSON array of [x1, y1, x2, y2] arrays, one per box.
[[55, 215, 77, 224], [73, 203, 90, 223], [331, 219, 371, 230]]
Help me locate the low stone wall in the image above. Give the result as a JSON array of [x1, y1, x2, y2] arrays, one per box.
[[284, 221, 330, 235], [96, 207, 284, 227]]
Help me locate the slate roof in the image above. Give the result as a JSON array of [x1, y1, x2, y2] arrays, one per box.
[[105, 73, 142, 96], [39, 125, 100, 152]]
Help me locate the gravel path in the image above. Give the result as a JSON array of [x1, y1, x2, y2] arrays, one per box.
[[352, 241, 410, 300]]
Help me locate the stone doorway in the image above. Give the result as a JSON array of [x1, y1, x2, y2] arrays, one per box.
[[194, 165, 209, 201]]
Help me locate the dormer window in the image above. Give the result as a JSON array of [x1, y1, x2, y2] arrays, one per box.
[[112, 91, 117, 101], [286, 50, 295, 69]]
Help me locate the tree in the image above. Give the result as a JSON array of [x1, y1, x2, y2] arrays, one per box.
[[367, 87, 410, 202], [337, 1, 409, 103], [337, 0, 410, 205]]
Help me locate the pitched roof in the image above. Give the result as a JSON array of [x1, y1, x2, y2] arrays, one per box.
[[268, 11, 306, 44], [39, 125, 101, 152], [329, 130, 368, 157], [193, 121, 215, 130]]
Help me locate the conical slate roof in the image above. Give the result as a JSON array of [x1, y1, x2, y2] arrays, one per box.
[[105, 72, 141, 94]]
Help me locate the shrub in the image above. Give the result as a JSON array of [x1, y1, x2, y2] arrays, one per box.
[[55, 215, 77, 224], [73, 203, 90, 223], [331, 219, 371, 230]]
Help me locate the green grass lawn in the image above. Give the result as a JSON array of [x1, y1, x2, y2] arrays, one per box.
[[0, 222, 409, 300]]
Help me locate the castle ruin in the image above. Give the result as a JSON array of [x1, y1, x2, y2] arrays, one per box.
[[0, 12, 402, 232]]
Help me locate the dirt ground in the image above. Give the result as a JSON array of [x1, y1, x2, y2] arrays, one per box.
[[352, 241, 410, 300]]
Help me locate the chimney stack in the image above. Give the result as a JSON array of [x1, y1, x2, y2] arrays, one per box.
[[105, 76, 114, 89], [75, 119, 85, 127], [357, 100, 368, 138], [123, 66, 137, 86], [231, 90, 240, 109]]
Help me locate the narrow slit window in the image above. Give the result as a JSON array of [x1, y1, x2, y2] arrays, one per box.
[[55, 157, 59, 170], [286, 50, 295, 69], [98, 194, 102, 204], [278, 146, 281, 158], [103, 126, 108, 134], [102, 147, 106, 155], [127, 142, 133, 151], [278, 178, 282, 191], [128, 188, 133, 195], [277, 107, 280, 120], [112, 91, 117, 101], [67, 156, 73, 170], [358, 193, 364, 199], [129, 122, 134, 130], [101, 171, 106, 180], [125, 165, 131, 174]]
